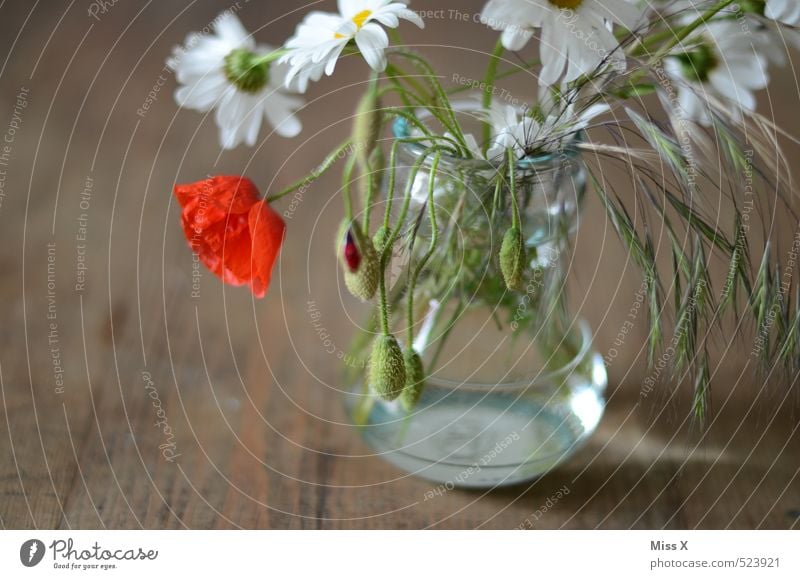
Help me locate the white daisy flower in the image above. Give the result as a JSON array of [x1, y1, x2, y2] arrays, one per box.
[[663, 20, 769, 125], [759, 0, 800, 62], [485, 101, 609, 160], [170, 12, 304, 149], [766, 0, 800, 25], [480, 0, 644, 86], [281, 0, 424, 91], [665, 0, 799, 65]]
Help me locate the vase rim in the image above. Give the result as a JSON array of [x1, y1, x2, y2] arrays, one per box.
[[391, 112, 582, 171]]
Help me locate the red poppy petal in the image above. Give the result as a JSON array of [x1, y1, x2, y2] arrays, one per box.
[[208, 176, 260, 215], [248, 200, 286, 298], [198, 215, 253, 286], [173, 176, 285, 297], [174, 176, 260, 236]]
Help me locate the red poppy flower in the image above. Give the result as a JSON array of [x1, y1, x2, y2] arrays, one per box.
[[173, 176, 285, 298]]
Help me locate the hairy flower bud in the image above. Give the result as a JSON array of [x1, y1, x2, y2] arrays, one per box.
[[372, 225, 390, 254], [500, 226, 526, 291], [369, 334, 406, 401], [400, 348, 425, 411], [352, 81, 383, 165], [338, 220, 379, 301]]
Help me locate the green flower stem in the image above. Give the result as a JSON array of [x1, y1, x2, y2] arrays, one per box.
[[377, 143, 451, 337], [391, 50, 470, 152], [341, 152, 358, 221], [388, 27, 405, 49], [482, 40, 505, 154], [406, 152, 442, 345], [252, 48, 290, 66], [380, 135, 457, 236], [490, 174, 503, 225], [265, 139, 353, 203], [448, 58, 541, 96], [384, 64, 418, 110], [381, 73, 469, 156], [378, 268, 391, 335], [362, 149, 379, 232], [382, 106, 434, 140], [507, 148, 520, 229], [635, 0, 736, 61], [382, 144, 451, 255], [380, 102, 463, 151], [385, 62, 432, 104], [386, 84, 471, 157]]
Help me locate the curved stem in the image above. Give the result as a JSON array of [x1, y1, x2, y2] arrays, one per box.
[[385, 62, 432, 104], [448, 57, 541, 96], [252, 48, 289, 66], [383, 144, 452, 257], [379, 275, 390, 335], [362, 148, 380, 233], [341, 152, 358, 221], [381, 135, 459, 234], [507, 148, 520, 229], [406, 152, 441, 346], [482, 40, 505, 153], [266, 140, 353, 203], [381, 79, 469, 156], [390, 50, 469, 151], [377, 143, 452, 338], [638, 0, 736, 61]]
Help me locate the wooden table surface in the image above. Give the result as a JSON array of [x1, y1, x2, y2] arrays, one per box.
[[0, 1, 799, 529]]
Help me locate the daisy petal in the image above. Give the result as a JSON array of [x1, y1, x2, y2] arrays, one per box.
[[175, 74, 229, 111], [355, 23, 390, 72], [214, 12, 253, 49], [501, 27, 533, 51], [539, 21, 567, 87], [338, 0, 361, 19]]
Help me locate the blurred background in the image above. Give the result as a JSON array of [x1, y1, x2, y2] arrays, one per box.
[[0, 0, 798, 529]]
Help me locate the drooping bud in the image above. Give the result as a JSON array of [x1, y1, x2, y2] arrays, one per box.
[[338, 220, 379, 301], [400, 348, 425, 411], [352, 79, 383, 167], [369, 334, 406, 401], [499, 226, 526, 291], [372, 225, 390, 254], [344, 229, 361, 272]]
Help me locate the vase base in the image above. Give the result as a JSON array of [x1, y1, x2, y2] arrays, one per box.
[[353, 352, 606, 488]]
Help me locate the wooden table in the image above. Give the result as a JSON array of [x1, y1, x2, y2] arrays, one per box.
[[1, 1, 798, 529]]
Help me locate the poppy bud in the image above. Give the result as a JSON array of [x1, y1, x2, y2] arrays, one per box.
[[338, 220, 379, 301], [352, 81, 382, 166], [343, 229, 361, 272], [372, 225, 390, 254], [500, 226, 526, 291], [369, 334, 406, 401], [400, 348, 425, 411]]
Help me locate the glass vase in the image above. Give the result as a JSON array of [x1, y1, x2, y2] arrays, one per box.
[[343, 116, 607, 488]]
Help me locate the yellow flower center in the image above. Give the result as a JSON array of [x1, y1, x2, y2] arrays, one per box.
[[352, 9, 372, 29], [335, 9, 373, 38], [548, 0, 583, 9]]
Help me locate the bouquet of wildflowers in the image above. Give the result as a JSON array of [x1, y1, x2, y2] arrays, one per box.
[[168, 0, 799, 417]]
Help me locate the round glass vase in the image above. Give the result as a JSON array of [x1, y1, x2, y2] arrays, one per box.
[[343, 119, 607, 488]]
